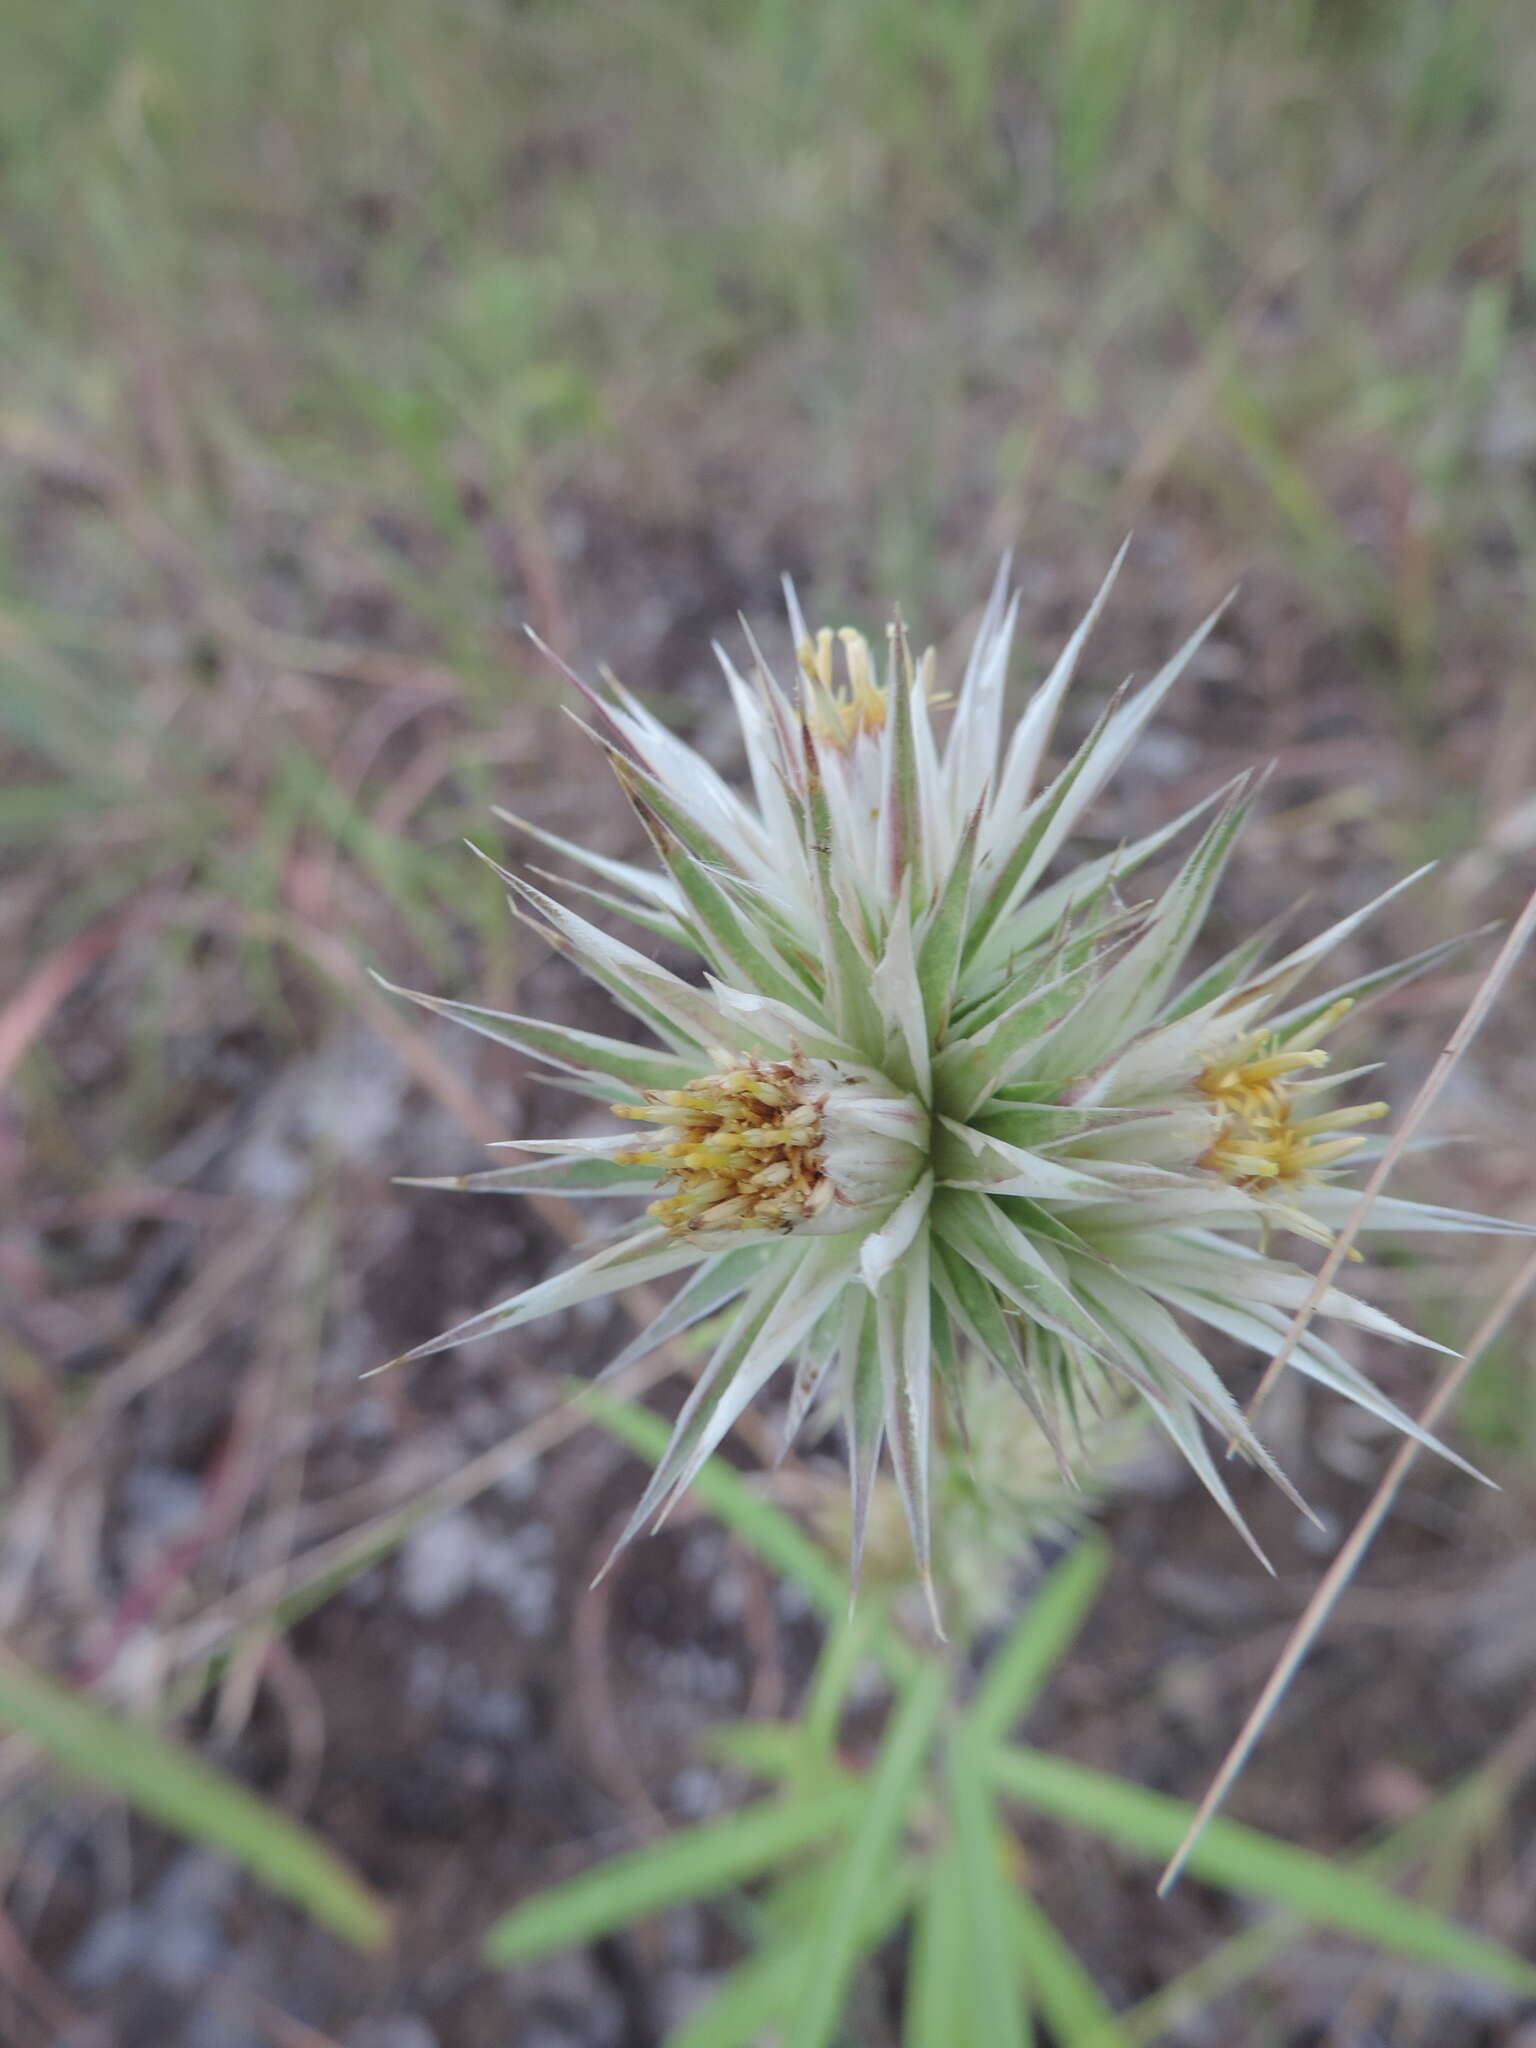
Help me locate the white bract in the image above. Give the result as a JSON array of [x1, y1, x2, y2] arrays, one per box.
[[386, 551, 1525, 1613]]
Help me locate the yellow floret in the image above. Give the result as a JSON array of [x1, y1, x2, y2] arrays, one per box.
[[614, 1054, 828, 1233], [1197, 1001, 1388, 1195]]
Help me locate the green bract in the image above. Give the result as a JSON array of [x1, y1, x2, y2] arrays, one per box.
[[386, 551, 1525, 1612]]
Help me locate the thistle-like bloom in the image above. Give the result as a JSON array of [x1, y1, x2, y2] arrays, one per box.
[[387, 550, 1524, 1605]]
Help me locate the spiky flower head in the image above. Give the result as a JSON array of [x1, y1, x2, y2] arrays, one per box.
[[386, 548, 1524, 1614]]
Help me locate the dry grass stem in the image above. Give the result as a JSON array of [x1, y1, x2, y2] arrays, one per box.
[[1161, 1241, 1536, 1893]]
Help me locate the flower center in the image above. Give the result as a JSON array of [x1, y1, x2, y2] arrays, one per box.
[[613, 1053, 831, 1234], [798, 625, 944, 751], [799, 627, 889, 749], [1196, 1000, 1387, 1191]]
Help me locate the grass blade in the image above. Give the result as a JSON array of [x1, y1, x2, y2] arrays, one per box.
[[784, 1661, 948, 2048], [988, 1745, 1536, 1994], [0, 1652, 390, 1952], [903, 1835, 974, 2048], [966, 1533, 1111, 1742], [948, 1736, 1032, 2048], [670, 1864, 917, 2048], [1010, 1892, 1129, 2047], [483, 1786, 862, 1966]]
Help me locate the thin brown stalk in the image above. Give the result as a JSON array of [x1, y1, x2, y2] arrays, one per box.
[[0, 913, 126, 1093], [1160, 1241, 1536, 1894]]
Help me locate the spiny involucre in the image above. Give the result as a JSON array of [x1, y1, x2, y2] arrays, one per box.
[[384, 548, 1526, 1614]]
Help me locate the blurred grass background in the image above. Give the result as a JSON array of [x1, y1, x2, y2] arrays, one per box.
[[4, 2, 1536, 2043], [5, 0, 1535, 971]]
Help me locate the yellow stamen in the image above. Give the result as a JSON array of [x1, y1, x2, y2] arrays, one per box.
[[1197, 1015, 1387, 1200], [615, 1054, 829, 1234], [1287, 1102, 1389, 1138], [1287, 996, 1354, 1050], [799, 624, 944, 751]]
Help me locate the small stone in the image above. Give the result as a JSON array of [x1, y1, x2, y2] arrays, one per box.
[[122, 1465, 204, 1542], [295, 1029, 408, 1160], [572, 1295, 617, 1336], [399, 1512, 482, 1617], [399, 1511, 559, 1633], [705, 1566, 746, 1624], [655, 1966, 719, 2034], [342, 1566, 386, 1609], [344, 2021, 439, 2048], [774, 1579, 814, 1622], [148, 1911, 225, 1989], [68, 1908, 142, 1991], [455, 1396, 507, 1449], [183, 2010, 265, 2048], [1355, 1761, 1432, 1827], [346, 1397, 396, 1446], [475, 1526, 557, 1639], [151, 1849, 240, 1920], [448, 1683, 532, 1746], [1128, 728, 1197, 781], [495, 1458, 541, 1503], [669, 1767, 723, 1819], [506, 1949, 625, 2048], [406, 1644, 451, 1712], [143, 1852, 239, 1989], [230, 1122, 309, 1201]]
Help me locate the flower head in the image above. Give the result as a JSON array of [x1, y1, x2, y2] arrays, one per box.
[[385, 549, 1526, 1612], [612, 1052, 927, 1236]]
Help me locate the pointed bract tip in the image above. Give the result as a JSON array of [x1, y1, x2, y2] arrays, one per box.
[[589, 1545, 623, 1592], [920, 1566, 948, 1641]]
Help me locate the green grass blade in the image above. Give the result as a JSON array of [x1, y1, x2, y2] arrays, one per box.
[[483, 1786, 863, 1967], [666, 1938, 808, 2048], [670, 1864, 918, 2048], [1114, 1775, 1499, 2046], [987, 1746, 1536, 1994], [706, 1722, 813, 1783], [784, 1660, 948, 2048], [948, 1737, 1031, 2048], [966, 1533, 1111, 1742], [802, 1599, 890, 1764], [0, 780, 120, 843], [1010, 1892, 1129, 2047], [0, 1653, 390, 1952], [903, 1834, 974, 2048]]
